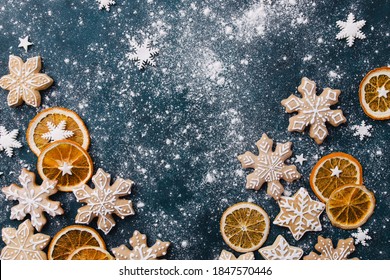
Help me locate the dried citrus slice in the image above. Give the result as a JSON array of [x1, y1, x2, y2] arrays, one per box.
[[326, 184, 375, 229], [220, 202, 270, 253], [359, 67, 390, 120], [48, 225, 106, 260], [310, 152, 363, 203], [37, 140, 93, 192], [27, 107, 90, 156], [67, 246, 113, 260]]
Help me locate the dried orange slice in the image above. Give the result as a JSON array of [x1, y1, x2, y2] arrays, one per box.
[[67, 246, 113, 260], [220, 202, 270, 253], [48, 225, 106, 260], [27, 107, 90, 156], [37, 140, 93, 192], [359, 67, 390, 120], [326, 184, 375, 229], [310, 152, 363, 203]]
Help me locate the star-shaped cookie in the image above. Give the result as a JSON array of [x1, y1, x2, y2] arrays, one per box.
[[273, 188, 325, 240], [0, 55, 53, 107], [0, 220, 50, 260], [72, 168, 135, 234], [259, 235, 303, 260]]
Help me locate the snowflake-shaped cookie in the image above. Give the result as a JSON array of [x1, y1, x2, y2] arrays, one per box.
[[219, 250, 255, 260], [72, 168, 135, 235], [97, 0, 115, 11], [0, 55, 53, 107], [237, 133, 301, 200], [2, 169, 64, 232], [0, 125, 22, 157], [126, 39, 159, 70], [259, 235, 303, 260], [351, 121, 372, 141], [273, 188, 325, 240], [0, 220, 51, 260], [352, 227, 371, 246], [112, 230, 170, 260], [336, 13, 366, 47], [281, 77, 346, 144], [41, 121, 74, 142], [304, 236, 359, 260]]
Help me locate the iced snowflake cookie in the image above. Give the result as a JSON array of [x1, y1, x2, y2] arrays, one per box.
[[37, 140, 93, 192], [237, 133, 301, 200], [219, 250, 254, 260], [48, 225, 106, 260], [220, 202, 269, 253], [112, 230, 170, 260], [304, 236, 358, 260], [259, 235, 303, 260], [0, 220, 50, 260], [359, 67, 390, 120], [0, 55, 53, 107], [127, 39, 159, 70], [2, 168, 64, 232], [26, 107, 90, 156], [310, 152, 363, 203], [73, 168, 135, 234], [274, 188, 325, 241], [326, 184, 375, 230], [0, 125, 22, 157], [281, 77, 346, 144]]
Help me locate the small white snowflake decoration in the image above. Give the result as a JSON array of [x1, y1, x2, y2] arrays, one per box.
[[73, 168, 135, 234], [351, 120, 372, 140], [0, 126, 22, 157], [352, 227, 372, 246], [336, 13, 366, 47], [97, 0, 115, 11], [127, 39, 159, 70], [2, 169, 64, 232], [273, 188, 325, 240], [18, 36, 33, 52], [41, 121, 74, 142]]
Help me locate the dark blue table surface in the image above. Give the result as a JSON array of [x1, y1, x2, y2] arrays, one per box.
[[0, 0, 389, 259]]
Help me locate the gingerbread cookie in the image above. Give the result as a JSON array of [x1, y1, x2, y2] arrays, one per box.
[[0, 55, 53, 107], [112, 230, 170, 260], [281, 77, 346, 144], [2, 168, 64, 232], [0, 220, 50, 260], [273, 188, 325, 241], [73, 168, 135, 234], [259, 235, 303, 260], [219, 250, 255, 260], [238, 133, 301, 200], [304, 236, 358, 260]]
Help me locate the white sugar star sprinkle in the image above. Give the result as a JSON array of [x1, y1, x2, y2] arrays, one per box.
[[336, 13, 366, 47], [18, 36, 33, 52], [58, 162, 73, 176], [295, 154, 307, 165], [330, 166, 342, 177]]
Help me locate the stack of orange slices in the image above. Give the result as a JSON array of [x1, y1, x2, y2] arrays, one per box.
[[48, 225, 113, 260], [310, 152, 375, 229], [27, 107, 93, 192]]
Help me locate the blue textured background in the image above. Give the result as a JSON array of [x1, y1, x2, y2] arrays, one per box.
[[0, 0, 389, 259]]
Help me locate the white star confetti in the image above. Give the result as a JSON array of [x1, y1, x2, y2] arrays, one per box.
[[295, 154, 307, 165], [351, 227, 371, 246], [336, 13, 366, 47], [18, 36, 33, 52], [351, 121, 372, 141]]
